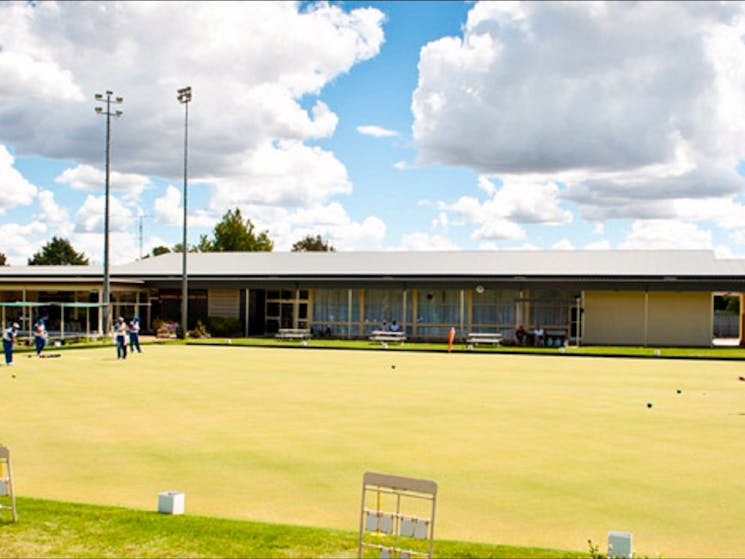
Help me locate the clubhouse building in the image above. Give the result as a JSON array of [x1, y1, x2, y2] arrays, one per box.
[[1, 249, 744, 347]]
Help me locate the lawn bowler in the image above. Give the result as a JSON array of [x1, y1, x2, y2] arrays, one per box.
[[115, 316, 128, 360], [129, 317, 142, 353], [3, 322, 19, 366], [33, 317, 47, 357]]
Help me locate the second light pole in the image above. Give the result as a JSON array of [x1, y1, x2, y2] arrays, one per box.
[[177, 86, 192, 339], [94, 90, 123, 335]]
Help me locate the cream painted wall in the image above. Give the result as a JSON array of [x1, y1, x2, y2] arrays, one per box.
[[584, 291, 712, 346], [647, 292, 712, 346], [584, 291, 645, 345]]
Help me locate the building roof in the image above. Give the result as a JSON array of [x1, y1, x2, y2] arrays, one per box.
[[110, 249, 745, 278], [2, 250, 745, 283]]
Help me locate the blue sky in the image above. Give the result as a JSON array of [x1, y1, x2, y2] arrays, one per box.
[[2, 1, 745, 265]]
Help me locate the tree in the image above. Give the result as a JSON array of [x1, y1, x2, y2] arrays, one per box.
[[199, 208, 273, 252], [28, 237, 89, 265], [0, 252, 7, 266], [172, 242, 200, 253], [292, 234, 335, 252], [152, 246, 171, 257]]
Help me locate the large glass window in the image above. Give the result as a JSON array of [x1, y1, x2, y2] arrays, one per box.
[[364, 289, 405, 333], [526, 289, 577, 331], [416, 290, 460, 339], [311, 289, 360, 337], [472, 289, 518, 336]]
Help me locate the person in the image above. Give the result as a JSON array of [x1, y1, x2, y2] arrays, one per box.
[[533, 324, 545, 347], [129, 317, 142, 353], [515, 324, 527, 345], [33, 318, 47, 357], [115, 316, 128, 360], [389, 320, 401, 332], [3, 322, 19, 366]]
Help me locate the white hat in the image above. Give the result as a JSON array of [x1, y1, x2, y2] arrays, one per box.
[[12, 323, 19, 329]]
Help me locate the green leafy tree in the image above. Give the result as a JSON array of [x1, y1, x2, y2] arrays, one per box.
[[171, 243, 199, 254], [195, 234, 214, 252], [152, 245, 171, 256], [200, 208, 273, 252], [292, 234, 335, 252], [28, 237, 89, 265]]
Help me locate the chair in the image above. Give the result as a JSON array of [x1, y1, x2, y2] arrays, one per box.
[[0, 446, 17, 522]]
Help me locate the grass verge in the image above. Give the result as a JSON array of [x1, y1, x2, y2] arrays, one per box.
[[187, 336, 745, 360], [0, 497, 584, 558]]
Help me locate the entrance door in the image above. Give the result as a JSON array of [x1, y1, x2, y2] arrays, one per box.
[[265, 289, 310, 333]]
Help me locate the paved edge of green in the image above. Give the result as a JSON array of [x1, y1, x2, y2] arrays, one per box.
[[0, 497, 585, 559]]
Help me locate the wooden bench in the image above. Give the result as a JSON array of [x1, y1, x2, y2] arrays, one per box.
[[466, 332, 503, 346], [545, 329, 568, 347], [369, 330, 407, 344], [275, 328, 311, 341]]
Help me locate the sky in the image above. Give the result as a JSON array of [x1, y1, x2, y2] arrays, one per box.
[[3, 1, 745, 265]]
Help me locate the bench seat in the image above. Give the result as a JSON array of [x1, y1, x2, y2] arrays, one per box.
[[369, 330, 406, 344], [276, 328, 311, 341], [466, 332, 503, 346]]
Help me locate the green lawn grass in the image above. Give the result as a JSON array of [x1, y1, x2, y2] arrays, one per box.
[[0, 497, 583, 558], [3, 345, 745, 557], [190, 335, 745, 360]]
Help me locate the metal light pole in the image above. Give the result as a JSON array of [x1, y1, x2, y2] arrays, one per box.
[[177, 86, 192, 339], [94, 91, 123, 336]]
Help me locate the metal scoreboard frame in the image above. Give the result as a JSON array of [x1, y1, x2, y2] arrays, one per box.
[[358, 471, 438, 559]]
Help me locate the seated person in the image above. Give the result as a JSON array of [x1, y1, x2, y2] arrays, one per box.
[[533, 325, 545, 346], [389, 321, 401, 333], [515, 324, 527, 345]]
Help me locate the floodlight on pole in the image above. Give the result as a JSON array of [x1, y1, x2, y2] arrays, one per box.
[[94, 90, 123, 336], [177, 86, 192, 339]]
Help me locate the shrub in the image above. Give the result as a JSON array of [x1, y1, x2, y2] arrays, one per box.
[[153, 318, 179, 338], [206, 316, 242, 337], [188, 320, 211, 339]]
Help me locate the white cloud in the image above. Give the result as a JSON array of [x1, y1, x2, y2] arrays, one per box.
[[74, 194, 133, 235], [36, 190, 70, 228], [0, 2, 384, 177], [357, 125, 398, 138], [552, 239, 574, 250], [619, 220, 713, 250], [0, 221, 48, 265], [398, 232, 459, 251], [0, 1, 385, 251], [69, 230, 137, 266], [0, 144, 38, 214], [153, 185, 182, 226], [477, 176, 497, 195], [472, 219, 525, 241], [55, 164, 152, 201], [219, 202, 387, 252], [208, 140, 352, 208], [0, 2, 84, 103], [432, 211, 448, 231], [436, 175, 572, 240], [585, 240, 612, 250], [412, 2, 745, 223]]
